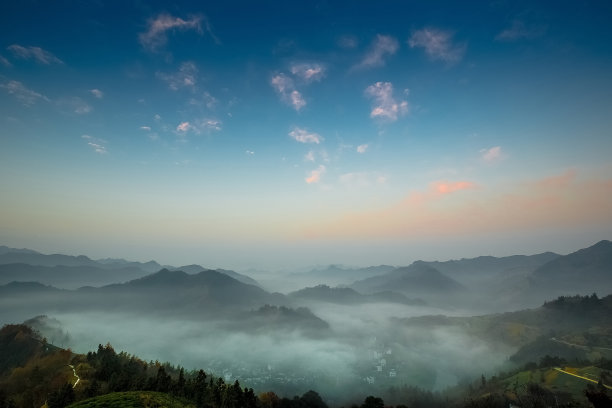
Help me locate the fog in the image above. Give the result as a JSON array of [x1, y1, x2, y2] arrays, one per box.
[[19, 299, 515, 402]]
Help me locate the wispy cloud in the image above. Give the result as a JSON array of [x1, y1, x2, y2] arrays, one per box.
[[306, 165, 326, 184], [0, 54, 11, 67], [176, 118, 222, 135], [271, 74, 306, 111], [245, 150, 255, 155], [304, 151, 315, 162], [1, 80, 50, 106], [289, 127, 323, 144], [356, 144, 369, 154], [339, 172, 386, 188], [139, 14, 205, 52], [354, 34, 398, 70], [90, 89, 104, 99], [290, 63, 326, 83], [81, 135, 107, 154], [7, 45, 64, 64], [433, 181, 476, 194], [140, 126, 152, 131], [58, 97, 92, 114], [480, 146, 503, 162], [176, 121, 191, 133], [337, 35, 358, 49], [300, 169, 612, 241], [496, 20, 547, 42], [408, 28, 465, 64], [364, 82, 408, 122], [156, 62, 198, 91]]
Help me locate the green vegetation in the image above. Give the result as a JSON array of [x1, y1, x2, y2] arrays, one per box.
[[67, 391, 195, 408]]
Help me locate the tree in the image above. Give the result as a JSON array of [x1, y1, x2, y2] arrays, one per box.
[[47, 383, 74, 408], [360, 396, 384, 408]]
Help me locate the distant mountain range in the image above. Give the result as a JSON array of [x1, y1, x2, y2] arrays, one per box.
[[0, 246, 261, 289], [0, 240, 610, 317]]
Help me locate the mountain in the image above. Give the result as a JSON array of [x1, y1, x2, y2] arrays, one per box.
[[0, 245, 39, 255], [224, 304, 331, 337], [172, 264, 261, 287], [288, 284, 425, 306], [420, 252, 560, 286], [0, 251, 100, 268], [289, 264, 396, 288], [0, 281, 62, 295], [0, 268, 287, 320], [0, 263, 150, 289], [94, 258, 164, 273], [529, 240, 612, 293], [351, 262, 465, 299]]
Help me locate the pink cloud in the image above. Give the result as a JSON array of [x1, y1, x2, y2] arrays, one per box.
[[306, 165, 326, 184], [434, 181, 476, 194], [297, 170, 612, 240]]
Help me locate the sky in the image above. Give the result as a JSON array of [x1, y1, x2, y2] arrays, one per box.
[[1, 0, 611, 270]]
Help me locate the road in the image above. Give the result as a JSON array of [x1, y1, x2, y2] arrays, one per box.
[[551, 337, 612, 352], [68, 364, 80, 388], [553, 367, 611, 390]]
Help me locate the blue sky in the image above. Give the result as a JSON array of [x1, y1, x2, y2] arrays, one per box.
[[1, 0, 611, 269]]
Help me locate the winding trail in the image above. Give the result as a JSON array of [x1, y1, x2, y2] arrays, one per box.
[[553, 367, 611, 390], [68, 364, 80, 388], [551, 337, 612, 352]]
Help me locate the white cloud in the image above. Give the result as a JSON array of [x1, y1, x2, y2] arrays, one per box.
[[289, 127, 323, 144], [140, 126, 152, 131], [306, 165, 326, 184], [245, 150, 255, 155], [480, 146, 503, 162], [496, 20, 547, 42], [408, 28, 465, 64], [364, 82, 408, 122], [7, 45, 63, 64], [156, 62, 198, 91], [270, 74, 306, 111], [154, 114, 162, 121], [139, 14, 204, 51], [356, 144, 369, 154], [290, 63, 326, 83], [90, 89, 104, 99], [81, 135, 107, 154], [354, 34, 398, 70], [1, 80, 49, 106]]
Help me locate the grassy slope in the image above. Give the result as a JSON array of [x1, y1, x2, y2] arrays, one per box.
[[67, 391, 195, 408]]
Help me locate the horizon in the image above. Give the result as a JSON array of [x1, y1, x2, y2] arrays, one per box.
[[1, 1, 611, 270], [1, 238, 608, 273]]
